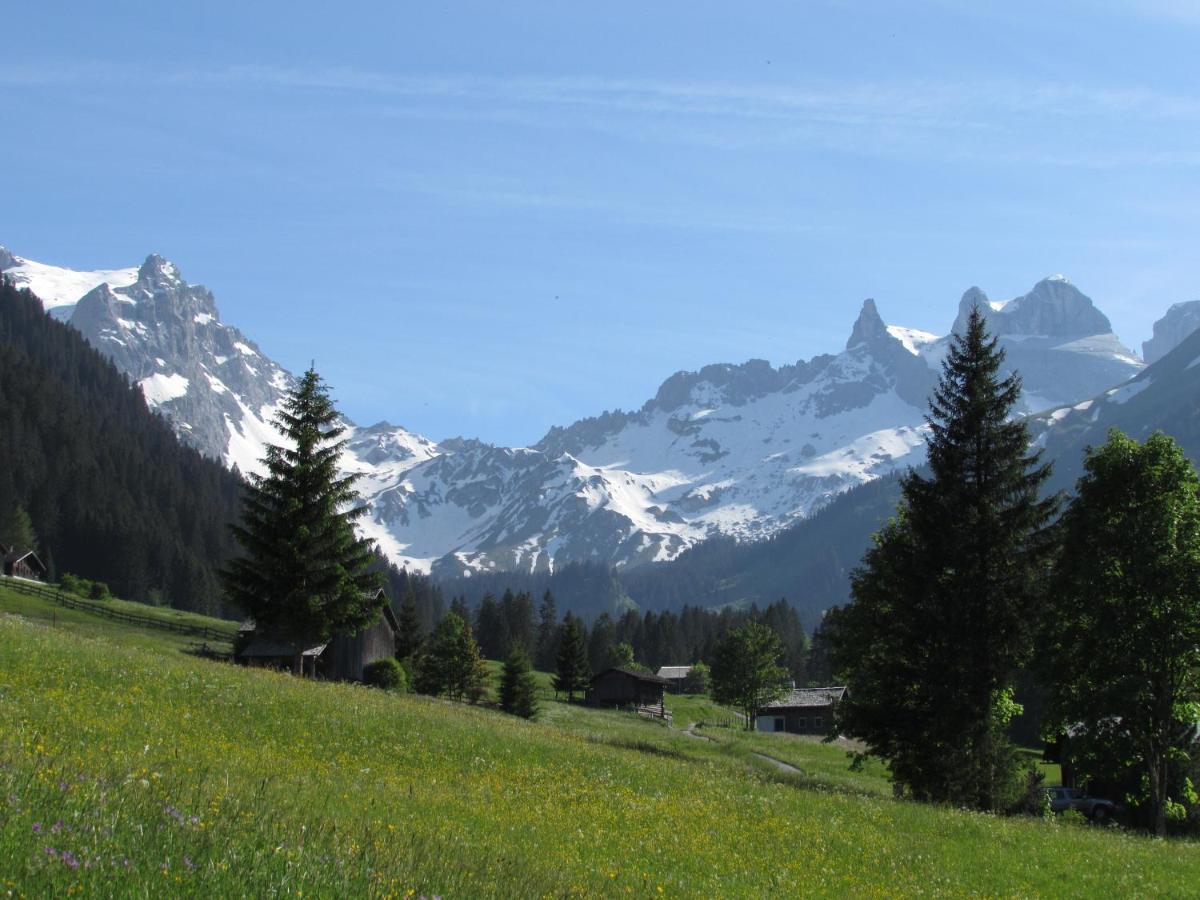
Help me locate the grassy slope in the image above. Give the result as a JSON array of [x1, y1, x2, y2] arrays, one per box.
[[2, 607, 1198, 896], [0, 583, 235, 655]]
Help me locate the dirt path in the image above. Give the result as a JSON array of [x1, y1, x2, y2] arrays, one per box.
[[751, 752, 803, 775], [679, 721, 716, 742]]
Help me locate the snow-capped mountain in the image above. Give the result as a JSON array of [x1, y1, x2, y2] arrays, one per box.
[[1, 247, 1147, 577]]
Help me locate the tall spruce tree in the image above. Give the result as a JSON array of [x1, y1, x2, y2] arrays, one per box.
[[499, 646, 540, 719], [534, 590, 559, 671], [395, 581, 423, 660], [831, 307, 1057, 810], [223, 367, 383, 674], [554, 612, 591, 701], [1043, 430, 1200, 835]]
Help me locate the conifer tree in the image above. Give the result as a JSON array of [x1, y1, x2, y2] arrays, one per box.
[[395, 582, 423, 660], [831, 307, 1057, 810], [499, 646, 540, 719], [554, 612, 591, 701], [223, 367, 383, 674], [415, 612, 489, 702], [0, 504, 37, 552], [534, 590, 559, 671]]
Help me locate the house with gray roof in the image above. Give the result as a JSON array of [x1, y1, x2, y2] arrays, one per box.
[[756, 686, 847, 735]]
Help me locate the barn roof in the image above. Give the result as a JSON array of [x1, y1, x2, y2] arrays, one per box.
[[591, 667, 669, 686], [656, 665, 692, 680], [761, 686, 848, 710], [3, 547, 47, 572]]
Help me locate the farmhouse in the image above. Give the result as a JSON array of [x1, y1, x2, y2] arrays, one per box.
[[237, 589, 399, 681], [1, 545, 48, 582], [656, 665, 692, 692], [588, 667, 669, 716], [757, 686, 847, 735]]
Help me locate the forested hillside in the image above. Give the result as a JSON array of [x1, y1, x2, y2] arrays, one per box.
[[620, 474, 904, 623], [0, 276, 243, 613]]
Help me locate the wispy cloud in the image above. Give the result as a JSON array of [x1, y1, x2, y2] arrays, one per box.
[[6, 61, 1199, 167]]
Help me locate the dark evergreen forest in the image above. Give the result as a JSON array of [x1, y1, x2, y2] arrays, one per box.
[[0, 276, 242, 613]]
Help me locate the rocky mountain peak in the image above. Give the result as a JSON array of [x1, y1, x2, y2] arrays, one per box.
[[137, 253, 180, 284], [0, 246, 16, 270], [952, 277, 1111, 338], [846, 298, 888, 350], [1144, 301, 1200, 364]]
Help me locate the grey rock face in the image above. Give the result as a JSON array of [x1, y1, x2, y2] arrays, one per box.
[[69, 255, 292, 463], [953, 276, 1113, 338], [0, 246, 17, 270], [1143, 301, 1200, 364]]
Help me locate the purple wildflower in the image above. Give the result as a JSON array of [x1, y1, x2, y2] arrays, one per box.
[[31, 822, 42, 834], [43, 846, 57, 857], [61, 851, 79, 870], [50, 820, 63, 834], [183, 856, 195, 871]]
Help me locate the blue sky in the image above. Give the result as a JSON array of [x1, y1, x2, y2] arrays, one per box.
[[4, 1, 1199, 446]]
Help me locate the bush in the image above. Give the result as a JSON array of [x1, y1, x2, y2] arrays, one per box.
[[363, 658, 408, 692], [59, 573, 111, 601]]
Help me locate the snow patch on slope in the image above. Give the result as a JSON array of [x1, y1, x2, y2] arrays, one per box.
[[139, 373, 189, 406]]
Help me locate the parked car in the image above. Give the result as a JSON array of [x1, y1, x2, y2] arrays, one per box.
[[1044, 786, 1116, 821]]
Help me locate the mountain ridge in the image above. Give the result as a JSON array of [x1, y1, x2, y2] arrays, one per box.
[[1, 245, 1151, 580]]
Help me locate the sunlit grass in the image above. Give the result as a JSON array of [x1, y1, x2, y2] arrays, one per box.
[[2, 613, 1198, 896]]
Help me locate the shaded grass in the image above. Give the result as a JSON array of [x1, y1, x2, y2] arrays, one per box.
[[3, 618, 1199, 897]]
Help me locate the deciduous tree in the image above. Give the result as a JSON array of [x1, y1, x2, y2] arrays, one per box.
[[1043, 430, 1200, 835], [709, 622, 788, 729]]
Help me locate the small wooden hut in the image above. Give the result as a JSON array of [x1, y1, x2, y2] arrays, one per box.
[[655, 665, 692, 692], [1, 546, 48, 582], [587, 667, 669, 716]]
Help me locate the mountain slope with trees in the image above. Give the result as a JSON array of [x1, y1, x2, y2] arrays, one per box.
[[0, 275, 243, 613]]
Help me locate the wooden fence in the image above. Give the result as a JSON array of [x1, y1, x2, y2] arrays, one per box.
[[0, 575, 234, 643]]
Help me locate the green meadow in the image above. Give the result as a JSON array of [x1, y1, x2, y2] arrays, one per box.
[[1, 586, 1198, 897]]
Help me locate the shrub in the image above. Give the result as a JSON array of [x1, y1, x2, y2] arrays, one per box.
[[88, 580, 112, 601], [363, 658, 408, 692]]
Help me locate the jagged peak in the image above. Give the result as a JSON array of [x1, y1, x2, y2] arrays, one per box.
[[0, 246, 17, 270], [137, 253, 181, 284], [845, 298, 889, 350]]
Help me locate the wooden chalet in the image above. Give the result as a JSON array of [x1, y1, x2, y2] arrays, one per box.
[[587, 667, 669, 717], [655, 665, 692, 692], [1, 545, 48, 582], [237, 589, 399, 681], [756, 686, 847, 735]]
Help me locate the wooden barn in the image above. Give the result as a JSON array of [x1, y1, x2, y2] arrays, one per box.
[[655, 665, 692, 692], [1, 545, 48, 582], [237, 589, 399, 681], [757, 686, 848, 735], [587, 667, 669, 716]]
